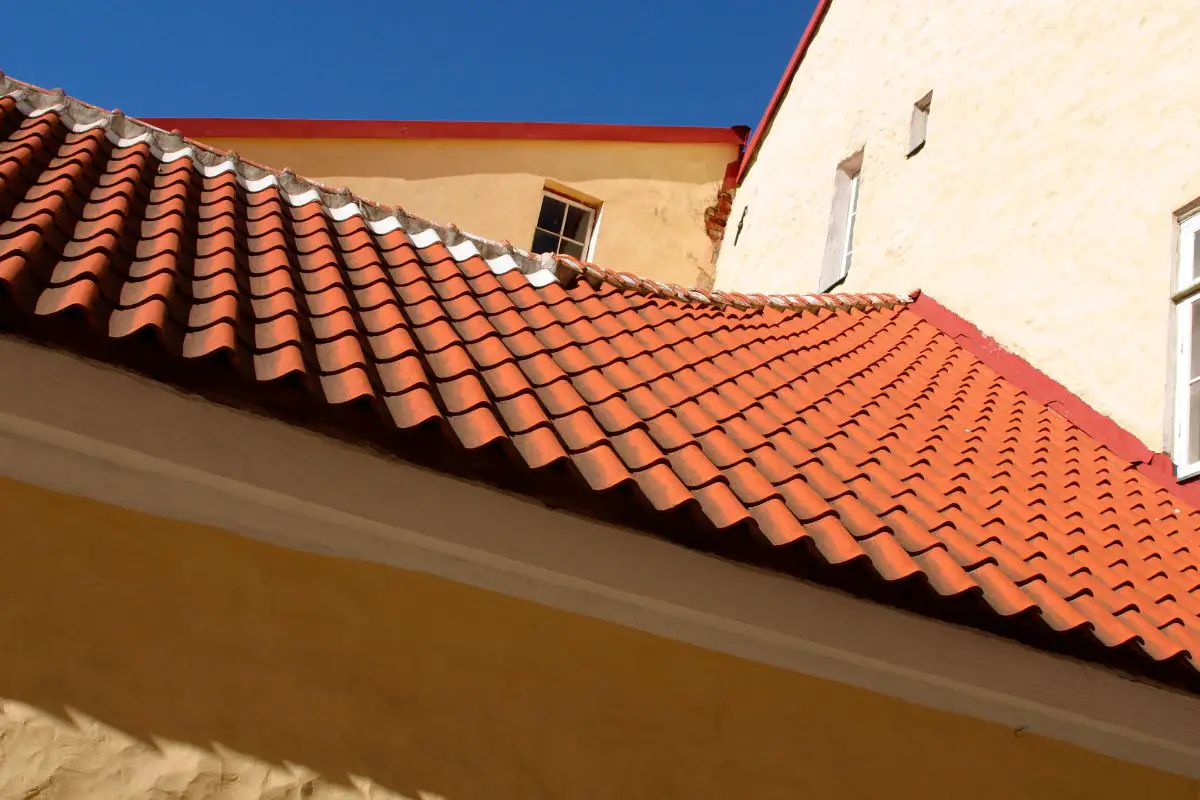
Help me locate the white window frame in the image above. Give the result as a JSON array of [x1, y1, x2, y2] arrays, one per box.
[[532, 190, 600, 262], [1172, 212, 1200, 478], [841, 172, 861, 276], [818, 153, 863, 292], [908, 91, 933, 157]]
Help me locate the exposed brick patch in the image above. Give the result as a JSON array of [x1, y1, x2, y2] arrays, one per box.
[[703, 187, 735, 266]]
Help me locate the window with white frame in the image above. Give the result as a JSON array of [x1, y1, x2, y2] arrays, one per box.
[[1174, 213, 1200, 474], [908, 91, 933, 157], [818, 154, 863, 291], [531, 190, 598, 260]]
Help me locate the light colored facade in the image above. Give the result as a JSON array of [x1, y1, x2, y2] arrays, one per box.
[[715, 0, 1200, 464], [0, 335, 1198, 798], [154, 119, 744, 289]]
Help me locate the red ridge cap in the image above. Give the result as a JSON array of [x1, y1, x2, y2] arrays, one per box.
[[139, 118, 749, 146], [908, 292, 1200, 507], [736, 0, 834, 185]]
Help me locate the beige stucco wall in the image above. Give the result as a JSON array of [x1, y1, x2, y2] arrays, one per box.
[[716, 0, 1200, 451], [205, 136, 733, 287], [0, 475, 1193, 799]]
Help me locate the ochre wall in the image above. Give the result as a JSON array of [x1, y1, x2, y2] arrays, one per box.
[[716, 0, 1197, 450], [204, 136, 733, 287], [0, 476, 1192, 800]]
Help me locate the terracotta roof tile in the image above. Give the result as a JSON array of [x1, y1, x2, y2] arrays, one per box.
[[5, 76, 1200, 689]]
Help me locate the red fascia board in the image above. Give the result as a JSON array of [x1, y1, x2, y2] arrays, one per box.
[[736, 0, 834, 185], [141, 118, 748, 147], [907, 291, 1200, 507]]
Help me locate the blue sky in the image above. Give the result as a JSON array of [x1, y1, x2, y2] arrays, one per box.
[[2, 0, 814, 128]]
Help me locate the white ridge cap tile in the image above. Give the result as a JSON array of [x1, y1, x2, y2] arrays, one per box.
[[286, 189, 321, 207], [526, 269, 557, 288], [160, 147, 195, 163], [106, 129, 151, 147], [327, 202, 363, 222], [485, 254, 520, 274], [200, 159, 237, 178], [409, 228, 441, 248], [367, 216, 403, 235], [238, 173, 279, 192], [447, 240, 479, 260], [20, 102, 63, 118], [68, 117, 108, 134]]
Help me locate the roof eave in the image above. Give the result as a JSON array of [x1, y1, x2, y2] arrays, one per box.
[[736, 0, 834, 185]]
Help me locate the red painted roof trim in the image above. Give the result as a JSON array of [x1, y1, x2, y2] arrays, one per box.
[[908, 291, 1200, 507], [736, 0, 834, 185], [141, 118, 748, 147]]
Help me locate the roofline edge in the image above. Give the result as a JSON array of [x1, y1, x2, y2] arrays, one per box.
[[736, 0, 834, 186], [138, 118, 750, 147], [907, 292, 1200, 507]]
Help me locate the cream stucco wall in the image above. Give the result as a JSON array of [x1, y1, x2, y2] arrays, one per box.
[[0, 474, 1194, 799], [205, 136, 734, 287], [716, 0, 1200, 451]]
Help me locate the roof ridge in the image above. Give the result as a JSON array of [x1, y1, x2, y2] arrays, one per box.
[[0, 72, 911, 314], [554, 254, 912, 311], [0, 73, 561, 280]]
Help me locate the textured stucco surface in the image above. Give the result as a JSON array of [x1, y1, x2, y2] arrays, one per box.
[[0, 474, 1194, 799], [0, 701, 436, 800], [717, 0, 1199, 450], [205, 136, 733, 287]]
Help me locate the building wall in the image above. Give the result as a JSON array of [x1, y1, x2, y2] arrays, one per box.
[[0, 475, 1193, 800], [204, 136, 734, 287], [716, 0, 1200, 451]]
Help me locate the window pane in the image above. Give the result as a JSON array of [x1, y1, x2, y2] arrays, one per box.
[[564, 204, 591, 243], [1189, 382, 1200, 464], [1190, 301, 1200, 378], [537, 197, 567, 234], [1191, 230, 1200, 285], [559, 239, 584, 259], [531, 228, 559, 254]]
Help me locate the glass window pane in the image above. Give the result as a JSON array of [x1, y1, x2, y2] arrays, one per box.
[[564, 204, 592, 243], [1190, 301, 1200, 378], [537, 197, 567, 235], [1189, 382, 1200, 463], [1188, 230, 1200, 285], [559, 239, 584, 259], [531, 228, 559, 254]]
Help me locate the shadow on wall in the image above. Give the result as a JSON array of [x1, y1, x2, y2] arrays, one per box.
[[0, 700, 442, 799], [203, 137, 735, 185], [0, 476, 1193, 800]]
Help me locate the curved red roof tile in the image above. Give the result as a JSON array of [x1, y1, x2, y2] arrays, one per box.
[[2, 76, 1200, 690]]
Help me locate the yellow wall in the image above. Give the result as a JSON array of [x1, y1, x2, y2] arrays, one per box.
[[207, 136, 734, 288], [0, 476, 1192, 800], [716, 0, 1199, 450]]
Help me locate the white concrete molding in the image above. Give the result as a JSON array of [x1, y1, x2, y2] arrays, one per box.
[[0, 336, 1196, 779]]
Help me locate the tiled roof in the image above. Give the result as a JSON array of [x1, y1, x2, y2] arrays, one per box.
[[3, 76, 1200, 690]]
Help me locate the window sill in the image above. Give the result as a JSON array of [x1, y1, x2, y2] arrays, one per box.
[[1174, 461, 1200, 482]]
